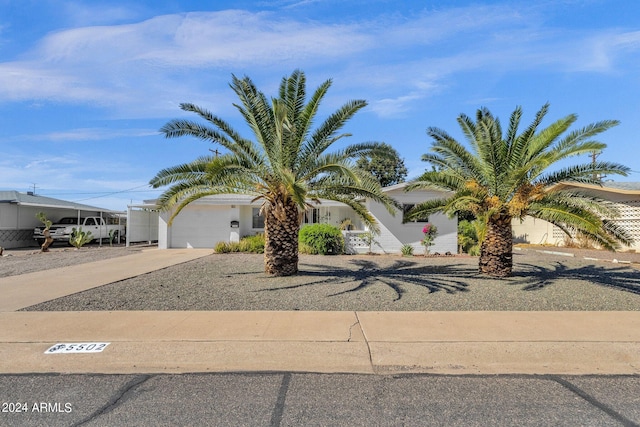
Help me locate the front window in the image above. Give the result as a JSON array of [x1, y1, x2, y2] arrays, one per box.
[[252, 208, 264, 229], [303, 208, 320, 224], [402, 204, 429, 223]]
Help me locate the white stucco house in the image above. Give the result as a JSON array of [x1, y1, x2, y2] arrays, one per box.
[[153, 183, 458, 254], [0, 191, 121, 249], [512, 181, 640, 252]]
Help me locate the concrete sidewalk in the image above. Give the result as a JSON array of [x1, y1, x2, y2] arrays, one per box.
[[0, 248, 212, 311], [1, 249, 639, 376], [1, 311, 640, 375]]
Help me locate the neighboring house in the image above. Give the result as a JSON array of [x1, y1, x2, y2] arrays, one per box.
[[512, 182, 640, 252], [0, 191, 120, 249], [154, 183, 458, 254]]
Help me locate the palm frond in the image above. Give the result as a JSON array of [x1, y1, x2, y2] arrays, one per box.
[[528, 192, 633, 250], [413, 103, 631, 255], [154, 70, 401, 235], [405, 198, 450, 220], [303, 99, 367, 159], [536, 162, 630, 187]]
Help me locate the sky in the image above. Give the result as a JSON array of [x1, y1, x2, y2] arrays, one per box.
[[1, 0, 639, 211]]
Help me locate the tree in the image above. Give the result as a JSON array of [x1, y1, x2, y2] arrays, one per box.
[[150, 70, 397, 276], [36, 212, 53, 252], [355, 142, 407, 187], [407, 103, 632, 277]]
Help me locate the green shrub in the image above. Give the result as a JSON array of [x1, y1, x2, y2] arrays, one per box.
[[215, 234, 265, 254], [214, 241, 241, 253], [69, 227, 93, 249], [298, 242, 315, 254], [239, 233, 265, 253], [214, 241, 232, 253], [458, 219, 485, 256], [298, 223, 344, 255], [401, 244, 414, 256], [36, 212, 52, 229]]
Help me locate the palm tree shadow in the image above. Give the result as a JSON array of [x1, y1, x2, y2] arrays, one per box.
[[511, 262, 640, 295], [256, 259, 474, 301]]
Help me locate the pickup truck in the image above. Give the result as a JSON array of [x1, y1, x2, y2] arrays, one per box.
[[34, 216, 125, 245]]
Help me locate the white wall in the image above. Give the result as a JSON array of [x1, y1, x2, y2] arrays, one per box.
[[367, 201, 457, 254], [0, 204, 27, 248], [512, 217, 560, 246], [239, 205, 265, 237], [127, 209, 159, 244], [162, 204, 230, 248], [366, 187, 457, 254], [512, 188, 640, 252]]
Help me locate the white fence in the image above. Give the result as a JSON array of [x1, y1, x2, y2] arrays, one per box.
[[342, 230, 378, 254], [126, 208, 159, 245]]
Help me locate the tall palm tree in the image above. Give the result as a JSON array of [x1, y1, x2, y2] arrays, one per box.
[[150, 70, 397, 276], [407, 104, 632, 277]]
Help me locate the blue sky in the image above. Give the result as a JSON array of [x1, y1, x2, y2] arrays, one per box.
[[1, 0, 639, 211]]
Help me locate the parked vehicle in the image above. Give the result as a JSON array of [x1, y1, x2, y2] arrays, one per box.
[[34, 216, 125, 246]]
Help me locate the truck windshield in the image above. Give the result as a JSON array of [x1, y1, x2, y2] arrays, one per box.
[[58, 218, 84, 224]]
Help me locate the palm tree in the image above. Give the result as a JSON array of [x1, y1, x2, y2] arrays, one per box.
[[150, 70, 397, 276], [407, 104, 632, 277]]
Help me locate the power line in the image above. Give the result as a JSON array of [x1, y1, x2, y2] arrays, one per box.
[[38, 185, 161, 202], [73, 185, 158, 202], [43, 189, 161, 197]]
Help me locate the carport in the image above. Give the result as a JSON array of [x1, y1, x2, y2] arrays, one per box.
[[0, 191, 123, 249]]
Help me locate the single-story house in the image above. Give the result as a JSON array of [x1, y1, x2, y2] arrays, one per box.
[[153, 183, 458, 254], [0, 191, 121, 249], [512, 181, 640, 252]]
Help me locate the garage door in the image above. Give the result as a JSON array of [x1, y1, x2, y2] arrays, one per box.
[[169, 205, 229, 248]]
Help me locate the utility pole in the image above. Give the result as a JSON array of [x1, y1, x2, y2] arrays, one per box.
[[209, 148, 220, 157], [590, 151, 603, 182]]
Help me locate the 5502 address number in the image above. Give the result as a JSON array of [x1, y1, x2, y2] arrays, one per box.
[[45, 342, 110, 354]]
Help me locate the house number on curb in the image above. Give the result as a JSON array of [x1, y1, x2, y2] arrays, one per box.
[[44, 343, 110, 354]]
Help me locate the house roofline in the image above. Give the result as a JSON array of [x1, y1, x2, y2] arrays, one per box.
[[553, 182, 640, 195], [141, 195, 349, 208], [0, 190, 118, 212]]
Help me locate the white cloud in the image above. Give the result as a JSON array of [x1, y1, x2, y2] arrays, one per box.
[[0, 10, 371, 116], [0, 4, 638, 120], [6, 127, 158, 143], [60, 2, 142, 26], [578, 30, 640, 72], [28, 10, 370, 67], [369, 82, 439, 118]]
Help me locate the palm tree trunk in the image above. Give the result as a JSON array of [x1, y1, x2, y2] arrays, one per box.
[[479, 213, 513, 277], [264, 198, 300, 276]]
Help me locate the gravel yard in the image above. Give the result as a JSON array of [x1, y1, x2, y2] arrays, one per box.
[[15, 246, 640, 312], [0, 243, 153, 278]]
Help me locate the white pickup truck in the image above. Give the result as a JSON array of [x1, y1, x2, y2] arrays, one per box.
[[34, 216, 125, 245]]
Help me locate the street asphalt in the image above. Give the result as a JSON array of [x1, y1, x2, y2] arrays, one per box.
[[2, 373, 640, 426]]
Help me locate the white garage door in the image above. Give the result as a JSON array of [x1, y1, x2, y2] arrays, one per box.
[[169, 205, 229, 248]]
